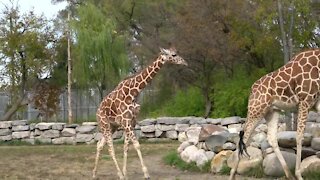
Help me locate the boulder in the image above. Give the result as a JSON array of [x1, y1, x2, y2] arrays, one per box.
[[94, 132, 103, 141], [300, 155, 320, 176], [227, 146, 263, 174], [177, 141, 191, 153], [199, 124, 226, 142], [254, 123, 268, 133], [0, 135, 12, 141], [227, 133, 240, 144], [311, 137, 320, 150], [112, 130, 123, 139], [307, 111, 319, 122], [75, 133, 94, 143], [35, 136, 51, 144], [155, 124, 175, 131], [76, 125, 96, 134], [316, 151, 320, 158], [206, 118, 221, 125], [305, 122, 320, 138], [140, 132, 155, 138], [205, 134, 228, 153], [205, 151, 215, 160], [186, 127, 202, 144], [140, 125, 155, 133], [293, 147, 317, 159], [12, 131, 30, 139], [12, 125, 29, 132], [175, 124, 189, 132], [52, 123, 66, 130], [61, 128, 76, 137], [11, 120, 28, 126], [52, 137, 75, 145], [190, 149, 209, 167], [157, 117, 178, 125], [35, 123, 55, 130], [22, 138, 35, 145], [222, 142, 236, 151], [189, 117, 207, 125], [178, 132, 187, 142], [82, 122, 98, 126], [221, 116, 240, 126], [252, 132, 267, 147], [166, 130, 178, 139], [0, 121, 12, 129], [263, 151, 296, 177], [155, 129, 163, 137], [180, 145, 198, 163], [41, 130, 60, 138], [138, 118, 156, 126], [0, 129, 11, 136], [277, 131, 312, 148], [65, 124, 79, 128], [175, 117, 191, 124], [211, 150, 233, 173]]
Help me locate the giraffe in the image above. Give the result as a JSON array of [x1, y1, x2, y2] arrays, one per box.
[[229, 49, 320, 180], [92, 47, 187, 179]]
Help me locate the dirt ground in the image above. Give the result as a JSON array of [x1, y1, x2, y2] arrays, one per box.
[[0, 142, 270, 180]]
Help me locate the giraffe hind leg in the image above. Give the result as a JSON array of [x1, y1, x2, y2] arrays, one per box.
[[92, 136, 106, 178]]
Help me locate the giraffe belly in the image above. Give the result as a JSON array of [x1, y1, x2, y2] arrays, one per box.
[[271, 99, 298, 112], [315, 100, 320, 112]]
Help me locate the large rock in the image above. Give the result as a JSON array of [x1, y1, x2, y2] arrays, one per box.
[[199, 124, 226, 141], [75, 133, 94, 143], [155, 124, 175, 131], [12, 131, 30, 139], [138, 118, 156, 126], [41, 130, 60, 138], [166, 130, 178, 139], [186, 127, 202, 144], [206, 118, 221, 125], [311, 137, 320, 150], [140, 131, 155, 138], [112, 130, 123, 139], [52, 137, 75, 145], [190, 149, 209, 167], [11, 120, 28, 126], [157, 117, 178, 125], [61, 128, 76, 137], [155, 129, 163, 137], [252, 132, 267, 147], [211, 150, 233, 173], [0, 129, 11, 136], [189, 117, 207, 125], [35, 123, 55, 130], [12, 125, 29, 132], [221, 116, 240, 126], [300, 155, 320, 176], [254, 124, 268, 133], [180, 145, 198, 163], [222, 142, 236, 151], [305, 122, 320, 137], [307, 111, 319, 122], [175, 117, 191, 124], [0, 121, 12, 129], [82, 122, 98, 126], [263, 151, 296, 177], [277, 131, 312, 148], [76, 125, 96, 134], [227, 146, 263, 174], [0, 135, 12, 141], [227, 133, 240, 144], [178, 132, 187, 142], [177, 141, 191, 153], [35, 136, 52, 144], [52, 123, 66, 130], [205, 134, 228, 153], [175, 124, 189, 132], [227, 124, 242, 134], [141, 125, 155, 133]]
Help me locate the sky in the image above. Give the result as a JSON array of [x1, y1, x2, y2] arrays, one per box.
[[0, 0, 67, 19]]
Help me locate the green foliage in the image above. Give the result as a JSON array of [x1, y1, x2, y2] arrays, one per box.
[[219, 164, 231, 175], [163, 151, 210, 172], [211, 67, 267, 118], [150, 87, 205, 117]]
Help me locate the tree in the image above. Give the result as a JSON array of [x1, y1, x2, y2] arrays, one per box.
[[0, 1, 56, 121], [72, 2, 130, 100]]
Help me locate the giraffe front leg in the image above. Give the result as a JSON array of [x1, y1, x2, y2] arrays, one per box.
[[295, 102, 309, 180], [92, 136, 106, 178], [105, 133, 124, 179], [122, 133, 130, 180]]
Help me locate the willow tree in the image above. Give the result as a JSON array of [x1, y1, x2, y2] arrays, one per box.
[[72, 2, 129, 100]]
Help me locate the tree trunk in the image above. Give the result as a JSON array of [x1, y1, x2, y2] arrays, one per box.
[[204, 89, 212, 118], [277, 0, 289, 64], [67, 9, 73, 124], [1, 97, 27, 121]]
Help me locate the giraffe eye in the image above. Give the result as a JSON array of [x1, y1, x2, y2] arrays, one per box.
[[172, 54, 177, 57]]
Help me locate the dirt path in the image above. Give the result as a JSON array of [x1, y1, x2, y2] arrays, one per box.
[[0, 144, 270, 180]]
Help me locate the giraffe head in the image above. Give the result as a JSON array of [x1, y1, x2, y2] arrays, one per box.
[[160, 47, 188, 66]]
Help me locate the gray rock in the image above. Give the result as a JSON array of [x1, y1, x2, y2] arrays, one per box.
[[141, 125, 155, 133], [211, 150, 233, 173], [190, 149, 209, 167], [263, 151, 296, 177], [227, 146, 263, 174], [293, 147, 317, 159], [252, 132, 267, 147], [227, 133, 240, 144], [29, 123, 36, 131], [155, 124, 175, 131], [138, 118, 156, 126], [82, 122, 98, 126], [52, 123, 66, 130], [0, 129, 11, 136], [190, 117, 207, 125], [221, 116, 240, 126], [34, 129, 42, 136], [300, 155, 320, 176], [134, 124, 141, 130], [140, 131, 155, 138], [255, 124, 268, 133], [11, 120, 28, 126], [311, 137, 320, 150], [206, 118, 221, 125], [76, 125, 96, 134], [305, 122, 320, 138], [307, 111, 318, 122], [94, 132, 103, 141], [199, 124, 226, 142], [205, 134, 228, 153], [41, 130, 60, 138], [223, 142, 236, 150], [112, 130, 123, 139], [76, 133, 94, 143], [260, 140, 271, 152], [12, 131, 30, 139], [277, 131, 312, 148], [0, 135, 12, 141], [0, 121, 12, 129], [134, 130, 141, 139], [65, 124, 79, 128], [317, 151, 320, 158], [186, 127, 202, 144], [205, 151, 215, 160], [176, 117, 191, 124], [157, 117, 178, 125], [177, 141, 191, 153], [12, 125, 29, 132], [180, 145, 198, 163], [166, 130, 178, 139], [227, 124, 242, 134], [22, 138, 35, 145], [35, 123, 54, 130], [175, 124, 189, 132], [52, 137, 75, 145], [61, 128, 76, 137], [155, 129, 163, 137]]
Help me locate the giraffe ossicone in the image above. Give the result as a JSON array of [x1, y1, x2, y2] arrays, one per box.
[[229, 49, 320, 180], [92, 47, 187, 179]]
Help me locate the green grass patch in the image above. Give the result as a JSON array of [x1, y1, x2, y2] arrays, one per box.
[[163, 150, 211, 173], [303, 170, 320, 180], [242, 163, 265, 178], [218, 164, 231, 175], [0, 140, 31, 146]]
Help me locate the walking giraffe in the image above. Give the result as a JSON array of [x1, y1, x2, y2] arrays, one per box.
[[92, 47, 187, 179], [229, 49, 320, 180]]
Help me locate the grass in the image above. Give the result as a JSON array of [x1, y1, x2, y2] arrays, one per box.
[[303, 170, 320, 180], [219, 164, 231, 175], [242, 163, 265, 178], [163, 150, 211, 173]]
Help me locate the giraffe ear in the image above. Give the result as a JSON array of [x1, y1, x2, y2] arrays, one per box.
[[160, 47, 170, 55]]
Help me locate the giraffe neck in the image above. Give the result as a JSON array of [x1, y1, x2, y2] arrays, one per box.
[[133, 56, 165, 93]]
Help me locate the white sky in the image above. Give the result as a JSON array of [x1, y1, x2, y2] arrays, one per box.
[[0, 0, 67, 19]]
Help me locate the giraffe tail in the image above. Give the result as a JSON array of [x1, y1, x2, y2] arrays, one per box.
[[238, 130, 250, 158]]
